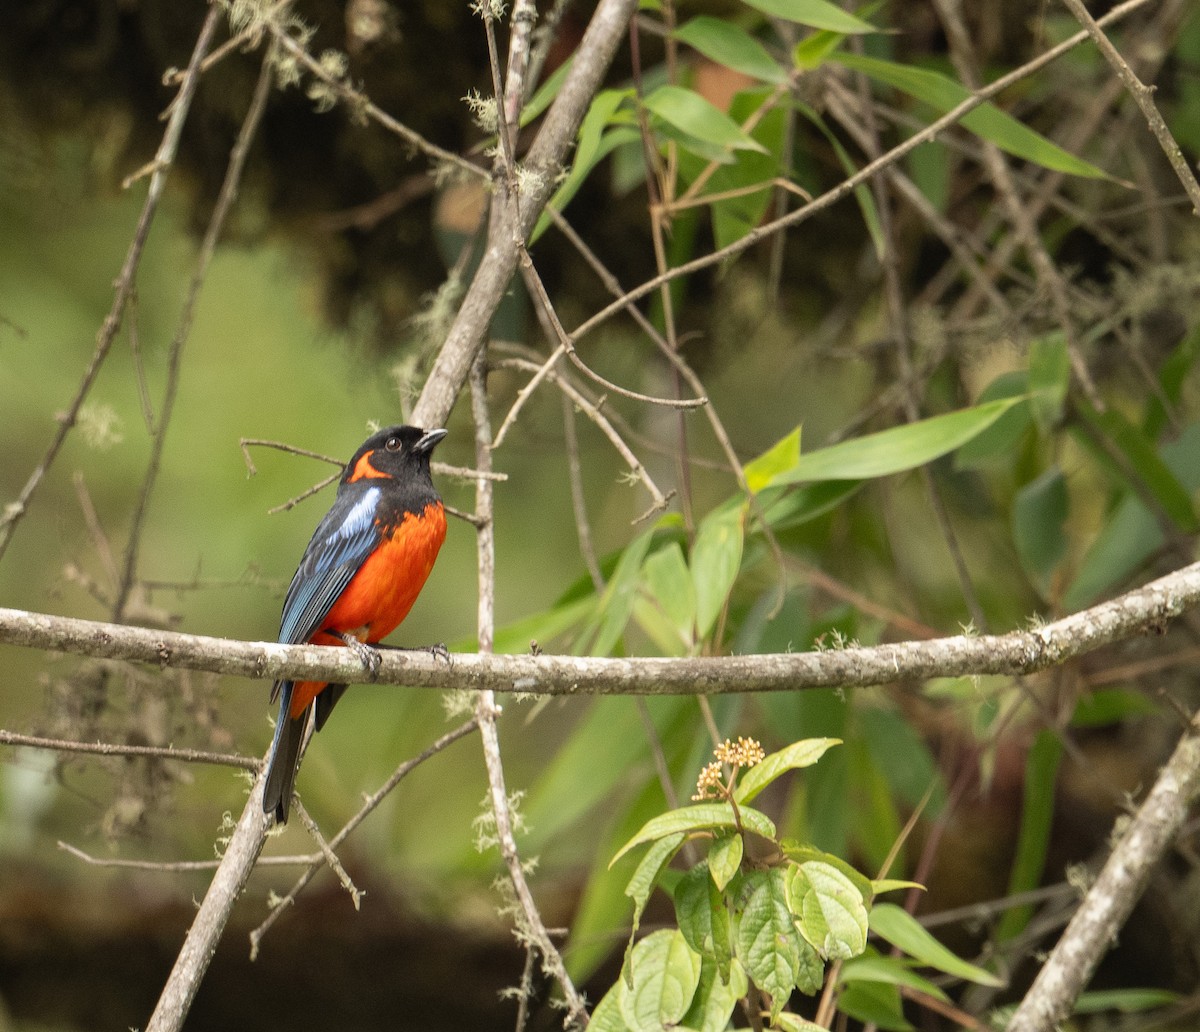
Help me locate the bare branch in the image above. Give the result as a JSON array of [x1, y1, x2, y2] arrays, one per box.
[[1006, 710, 1200, 1032], [4, 561, 1200, 696]]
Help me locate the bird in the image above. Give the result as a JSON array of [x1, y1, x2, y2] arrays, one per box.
[[262, 424, 448, 824]]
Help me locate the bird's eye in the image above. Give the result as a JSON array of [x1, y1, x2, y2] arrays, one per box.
[[385, 436, 402, 452]]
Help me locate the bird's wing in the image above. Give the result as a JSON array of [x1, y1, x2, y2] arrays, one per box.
[[278, 485, 383, 646]]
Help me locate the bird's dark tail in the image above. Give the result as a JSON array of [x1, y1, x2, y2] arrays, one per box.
[[262, 682, 306, 824]]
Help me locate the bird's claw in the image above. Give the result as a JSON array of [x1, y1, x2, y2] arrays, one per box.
[[338, 633, 382, 678], [426, 642, 450, 664]]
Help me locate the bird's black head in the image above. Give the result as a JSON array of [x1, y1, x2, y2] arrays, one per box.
[[341, 424, 447, 486]]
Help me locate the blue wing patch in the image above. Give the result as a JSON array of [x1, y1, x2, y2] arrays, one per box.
[[278, 486, 382, 646]]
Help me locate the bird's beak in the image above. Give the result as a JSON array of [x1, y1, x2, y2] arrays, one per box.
[[414, 428, 448, 454]]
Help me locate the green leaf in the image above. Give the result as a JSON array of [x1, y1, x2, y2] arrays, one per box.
[[839, 953, 950, 1003], [1071, 688, 1158, 728], [871, 878, 924, 897], [789, 861, 869, 960], [612, 803, 777, 867], [625, 832, 686, 940], [533, 89, 636, 241], [781, 843, 873, 902], [953, 372, 1032, 468], [794, 30, 845, 71], [996, 731, 1061, 942], [1012, 467, 1069, 595], [642, 85, 768, 154], [678, 955, 748, 1032], [620, 929, 703, 1032], [1082, 406, 1200, 533], [837, 979, 914, 1031], [691, 501, 746, 640], [1072, 988, 1181, 1014], [734, 738, 840, 805], [589, 982, 634, 1032], [745, 425, 802, 493], [1029, 332, 1070, 430], [589, 527, 659, 655], [675, 864, 718, 956], [675, 17, 787, 84], [870, 903, 1003, 986], [520, 56, 573, 126], [762, 397, 1026, 488], [736, 869, 814, 1019], [835, 52, 1109, 179], [742, 0, 875, 34], [642, 543, 697, 646], [708, 832, 744, 892]]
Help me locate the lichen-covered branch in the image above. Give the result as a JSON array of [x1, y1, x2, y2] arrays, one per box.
[[3, 562, 1200, 696]]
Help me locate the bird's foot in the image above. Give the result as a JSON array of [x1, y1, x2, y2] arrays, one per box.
[[336, 632, 382, 678], [376, 641, 451, 664]]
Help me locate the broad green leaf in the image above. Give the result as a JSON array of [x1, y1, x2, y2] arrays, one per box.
[[839, 953, 950, 1003], [675, 864, 717, 956], [678, 956, 748, 1032], [620, 929, 703, 1032], [691, 501, 746, 640], [1012, 467, 1069, 595], [744, 425, 802, 493], [735, 869, 809, 1019], [1083, 406, 1199, 533], [760, 479, 864, 531], [642, 85, 768, 154], [781, 843, 873, 902], [708, 832, 744, 891], [870, 903, 1003, 986], [1029, 332, 1070, 430], [759, 397, 1026, 488], [589, 982, 634, 1032], [675, 17, 787, 84], [734, 738, 840, 805], [626, 832, 686, 942], [612, 803, 777, 867], [789, 862, 869, 960], [996, 730, 1061, 942], [742, 0, 875, 34], [642, 543, 697, 645], [689, 91, 788, 252], [835, 53, 1109, 179], [837, 979, 914, 1031]]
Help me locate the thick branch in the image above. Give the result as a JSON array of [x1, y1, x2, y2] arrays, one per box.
[[411, 0, 639, 428], [3, 562, 1200, 695], [1006, 712, 1200, 1032]]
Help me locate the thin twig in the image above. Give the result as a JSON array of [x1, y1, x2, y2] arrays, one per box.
[[0, 728, 257, 769], [566, 0, 1156, 348], [293, 798, 362, 909], [1059, 0, 1200, 216], [115, 37, 278, 619], [470, 352, 589, 1028], [249, 717, 480, 954], [0, 5, 223, 565]]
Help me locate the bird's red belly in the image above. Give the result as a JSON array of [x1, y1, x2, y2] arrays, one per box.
[[289, 502, 447, 718]]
